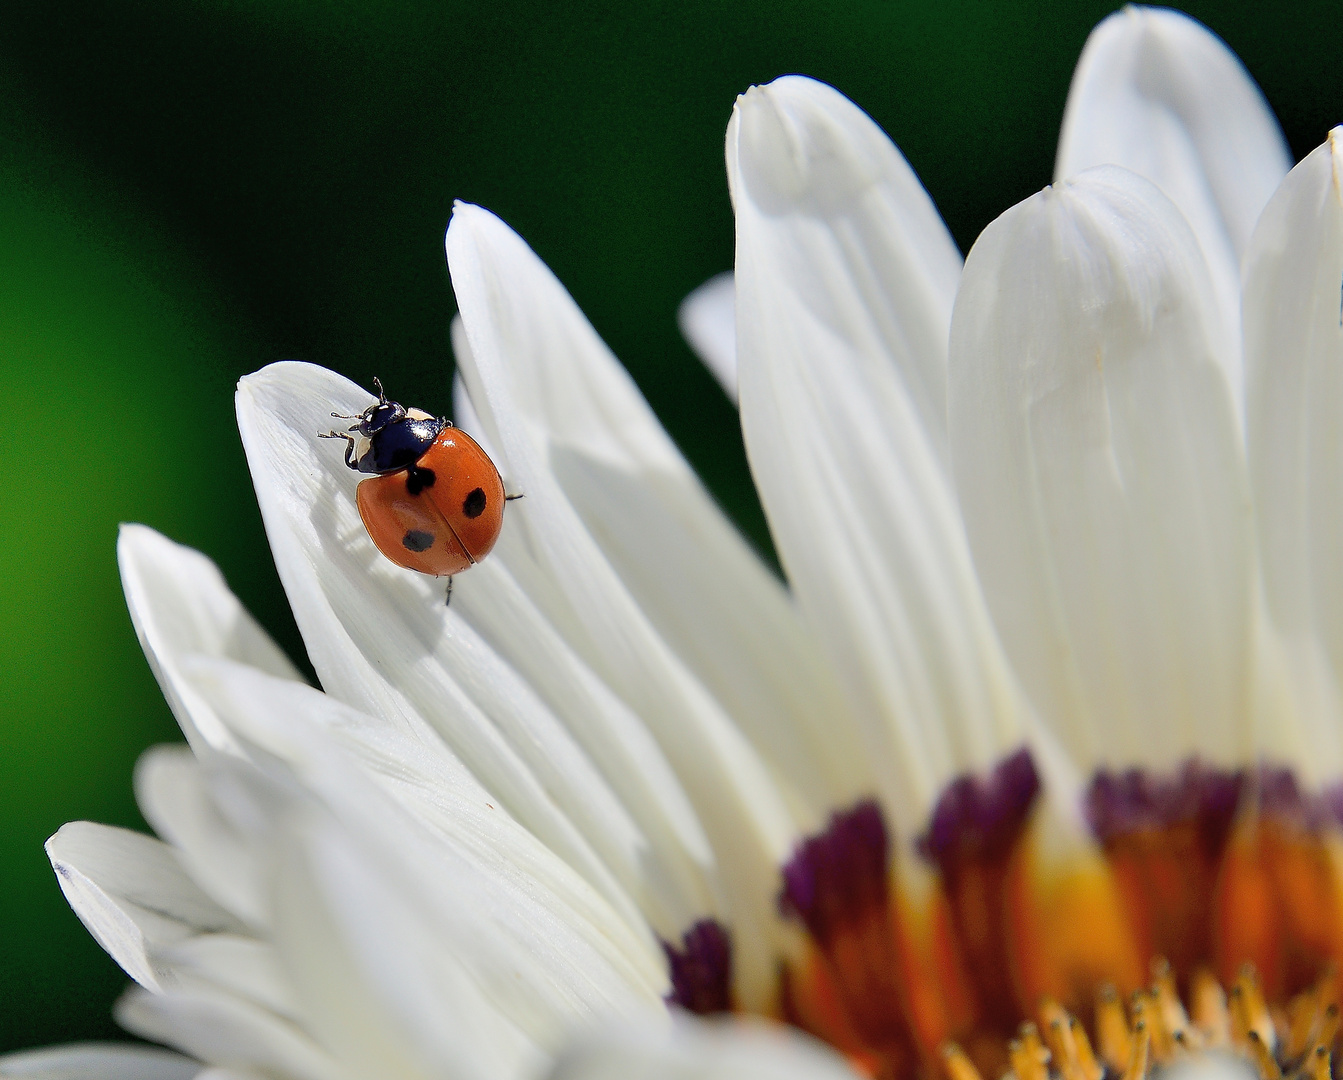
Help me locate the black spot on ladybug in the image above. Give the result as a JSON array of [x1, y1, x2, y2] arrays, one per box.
[[462, 487, 487, 519], [405, 466, 436, 495], [402, 529, 434, 552]]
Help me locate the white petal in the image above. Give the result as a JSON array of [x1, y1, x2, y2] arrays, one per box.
[[135, 745, 268, 930], [451, 366, 501, 463], [451, 294, 869, 826], [729, 76, 961, 454], [949, 165, 1253, 771], [116, 986, 337, 1080], [444, 554, 722, 929], [0, 1044, 200, 1080], [547, 1015, 863, 1080], [1056, 6, 1291, 400], [159, 934, 298, 1023], [181, 656, 668, 1007], [236, 362, 693, 944], [192, 1071, 268, 1080], [271, 807, 562, 1080], [448, 204, 802, 1005], [154, 658, 664, 1078], [118, 525, 304, 756], [126, 628, 661, 1073], [729, 74, 1027, 830], [46, 822, 243, 992], [677, 272, 737, 402], [1058, 8, 1289, 259], [1244, 129, 1343, 783]]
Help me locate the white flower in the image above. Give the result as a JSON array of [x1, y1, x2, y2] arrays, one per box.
[[11, 6, 1343, 1079]]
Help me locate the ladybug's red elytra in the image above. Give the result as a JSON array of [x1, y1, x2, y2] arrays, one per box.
[[321, 380, 515, 589]]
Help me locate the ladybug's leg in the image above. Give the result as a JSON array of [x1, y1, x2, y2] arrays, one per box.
[[444, 576, 454, 608], [318, 430, 360, 470]]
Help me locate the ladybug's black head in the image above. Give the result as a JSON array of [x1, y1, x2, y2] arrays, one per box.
[[322, 378, 446, 475], [354, 399, 407, 436]]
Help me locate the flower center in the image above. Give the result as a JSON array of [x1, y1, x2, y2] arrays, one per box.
[[669, 752, 1343, 1080]]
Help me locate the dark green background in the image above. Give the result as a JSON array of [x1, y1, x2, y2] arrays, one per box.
[[0, 0, 1338, 1052]]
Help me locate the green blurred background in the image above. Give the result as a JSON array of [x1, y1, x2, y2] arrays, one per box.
[[0, 0, 1339, 1051]]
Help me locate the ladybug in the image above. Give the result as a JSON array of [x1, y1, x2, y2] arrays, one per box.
[[321, 379, 517, 600]]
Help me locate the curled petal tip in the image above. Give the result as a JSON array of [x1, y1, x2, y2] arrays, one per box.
[[732, 76, 884, 215]]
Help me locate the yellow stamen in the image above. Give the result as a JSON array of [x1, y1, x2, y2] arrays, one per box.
[[1322, 1000, 1339, 1039], [1230, 966, 1277, 1053], [1039, 1000, 1094, 1080], [940, 1042, 984, 1080], [1312, 1003, 1339, 1058], [1132, 990, 1173, 1063], [1096, 984, 1131, 1073], [1122, 1022, 1149, 1080], [1309, 1044, 1333, 1080], [1287, 982, 1320, 1059], [1247, 1030, 1281, 1080], [1190, 967, 1231, 1047], [1288, 968, 1339, 1060], [1009, 1023, 1051, 1080], [1068, 1015, 1104, 1080], [1152, 958, 1198, 1050]]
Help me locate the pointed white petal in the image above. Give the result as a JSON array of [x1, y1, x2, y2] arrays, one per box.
[[677, 272, 738, 402], [237, 361, 698, 943], [1056, 6, 1290, 399], [1244, 129, 1343, 783], [116, 986, 338, 1080], [949, 165, 1253, 771], [452, 300, 869, 826], [448, 204, 801, 1006], [0, 1044, 200, 1080], [729, 74, 1027, 831], [46, 822, 243, 992], [118, 525, 304, 756], [547, 1016, 863, 1080], [1057, 7, 1289, 260], [729, 76, 961, 454]]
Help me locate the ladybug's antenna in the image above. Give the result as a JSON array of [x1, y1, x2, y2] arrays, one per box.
[[330, 381, 388, 423]]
